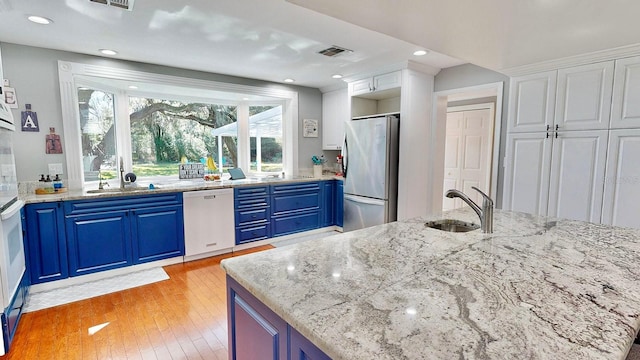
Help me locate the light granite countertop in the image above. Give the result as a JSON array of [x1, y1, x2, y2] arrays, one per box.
[[20, 175, 343, 204], [221, 209, 640, 360]]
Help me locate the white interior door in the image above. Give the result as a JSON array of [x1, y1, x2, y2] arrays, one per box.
[[547, 130, 608, 222], [443, 107, 493, 210]]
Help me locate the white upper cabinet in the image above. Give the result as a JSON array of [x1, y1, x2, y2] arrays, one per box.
[[507, 71, 557, 133], [502, 132, 552, 215], [611, 56, 640, 129], [350, 71, 402, 96], [322, 88, 348, 150], [547, 130, 608, 223], [555, 61, 614, 131], [601, 129, 640, 229]]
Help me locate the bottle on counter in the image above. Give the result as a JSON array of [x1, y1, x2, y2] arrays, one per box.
[[53, 174, 63, 192], [43, 175, 54, 194]]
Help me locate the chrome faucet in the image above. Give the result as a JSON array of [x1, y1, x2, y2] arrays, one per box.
[[445, 186, 494, 233], [119, 157, 128, 189]]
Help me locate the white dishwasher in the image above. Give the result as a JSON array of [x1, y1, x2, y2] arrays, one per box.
[[183, 188, 235, 257]]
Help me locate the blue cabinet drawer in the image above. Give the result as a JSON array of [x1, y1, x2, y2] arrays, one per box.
[[235, 186, 270, 198], [236, 224, 270, 245], [271, 182, 319, 194], [271, 211, 320, 237], [236, 207, 269, 226], [272, 192, 321, 215], [235, 195, 270, 209]]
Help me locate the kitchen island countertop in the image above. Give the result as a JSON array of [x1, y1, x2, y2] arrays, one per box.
[[221, 209, 640, 360]]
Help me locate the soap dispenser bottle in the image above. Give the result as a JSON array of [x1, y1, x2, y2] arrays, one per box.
[[53, 174, 63, 192], [44, 175, 54, 193]]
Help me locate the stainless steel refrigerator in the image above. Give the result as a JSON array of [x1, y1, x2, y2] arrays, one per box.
[[342, 114, 399, 232]]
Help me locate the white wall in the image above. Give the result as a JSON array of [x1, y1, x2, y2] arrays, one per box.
[[0, 42, 323, 183]]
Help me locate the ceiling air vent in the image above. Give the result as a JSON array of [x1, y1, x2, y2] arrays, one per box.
[[90, 0, 134, 11], [318, 46, 353, 57]]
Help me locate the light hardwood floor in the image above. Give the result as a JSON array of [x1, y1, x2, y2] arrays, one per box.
[[3, 245, 273, 360]]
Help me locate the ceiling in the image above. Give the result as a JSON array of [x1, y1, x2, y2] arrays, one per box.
[[3, 1, 636, 91], [0, 0, 464, 90], [287, 0, 640, 72]]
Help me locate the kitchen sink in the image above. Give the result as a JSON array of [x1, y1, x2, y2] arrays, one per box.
[[425, 219, 480, 233]]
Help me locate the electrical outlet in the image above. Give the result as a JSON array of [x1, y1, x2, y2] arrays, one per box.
[[48, 163, 63, 175]]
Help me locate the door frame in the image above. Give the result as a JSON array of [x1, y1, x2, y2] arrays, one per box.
[[430, 82, 504, 213]]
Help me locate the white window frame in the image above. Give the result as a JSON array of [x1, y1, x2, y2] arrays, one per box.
[[58, 60, 298, 189]]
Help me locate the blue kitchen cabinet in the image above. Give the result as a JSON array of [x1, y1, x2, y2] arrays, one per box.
[[234, 186, 271, 245], [290, 327, 331, 360], [227, 276, 330, 360], [24, 202, 68, 284], [227, 276, 287, 360], [131, 204, 184, 264], [335, 180, 343, 227], [321, 180, 334, 227], [271, 182, 321, 237], [64, 193, 184, 277], [65, 209, 132, 276]]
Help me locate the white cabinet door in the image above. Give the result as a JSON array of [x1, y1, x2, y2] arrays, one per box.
[[350, 71, 402, 96], [611, 56, 640, 129], [350, 78, 373, 96], [502, 132, 553, 215], [547, 130, 608, 222], [555, 61, 614, 131], [507, 71, 557, 133], [373, 71, 402, 92], [322, 88, 348, 150], [601, 129, 640, 229]]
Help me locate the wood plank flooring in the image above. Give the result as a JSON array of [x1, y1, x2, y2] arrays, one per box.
[[3, 245, 273, 360]]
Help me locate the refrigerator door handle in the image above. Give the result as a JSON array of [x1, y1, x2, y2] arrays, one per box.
[[344, 194, 384, 206], [342, 135, 349, 178]]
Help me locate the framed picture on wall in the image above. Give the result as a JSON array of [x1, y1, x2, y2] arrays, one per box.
[[303, 118, 318, 137]]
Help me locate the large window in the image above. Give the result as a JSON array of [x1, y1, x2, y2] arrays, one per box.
[[78, 88, 117, 181], [77, 90, 284, 184], [61, 61, 297, 189], [128, 96, 239, 176]]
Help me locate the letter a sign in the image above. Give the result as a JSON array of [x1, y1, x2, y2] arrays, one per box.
[[21, 103, 39, 132]]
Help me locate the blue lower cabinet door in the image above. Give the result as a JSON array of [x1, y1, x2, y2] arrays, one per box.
[[66, 210, 132, 276], [228, 277, 287, 360], [131, 205, 184, 264], [25, 202, 68, 283], [289, 327, 331, 360]]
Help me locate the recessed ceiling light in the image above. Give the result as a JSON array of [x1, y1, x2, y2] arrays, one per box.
[[283, 78, 295, 83], [27, 15, 53, 25], [99, 49, 118, 56], [128, 85, 138, 89], [413, 50, 428, 56], [242, 97, 249, 101], [332, 74, 343, 79]]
